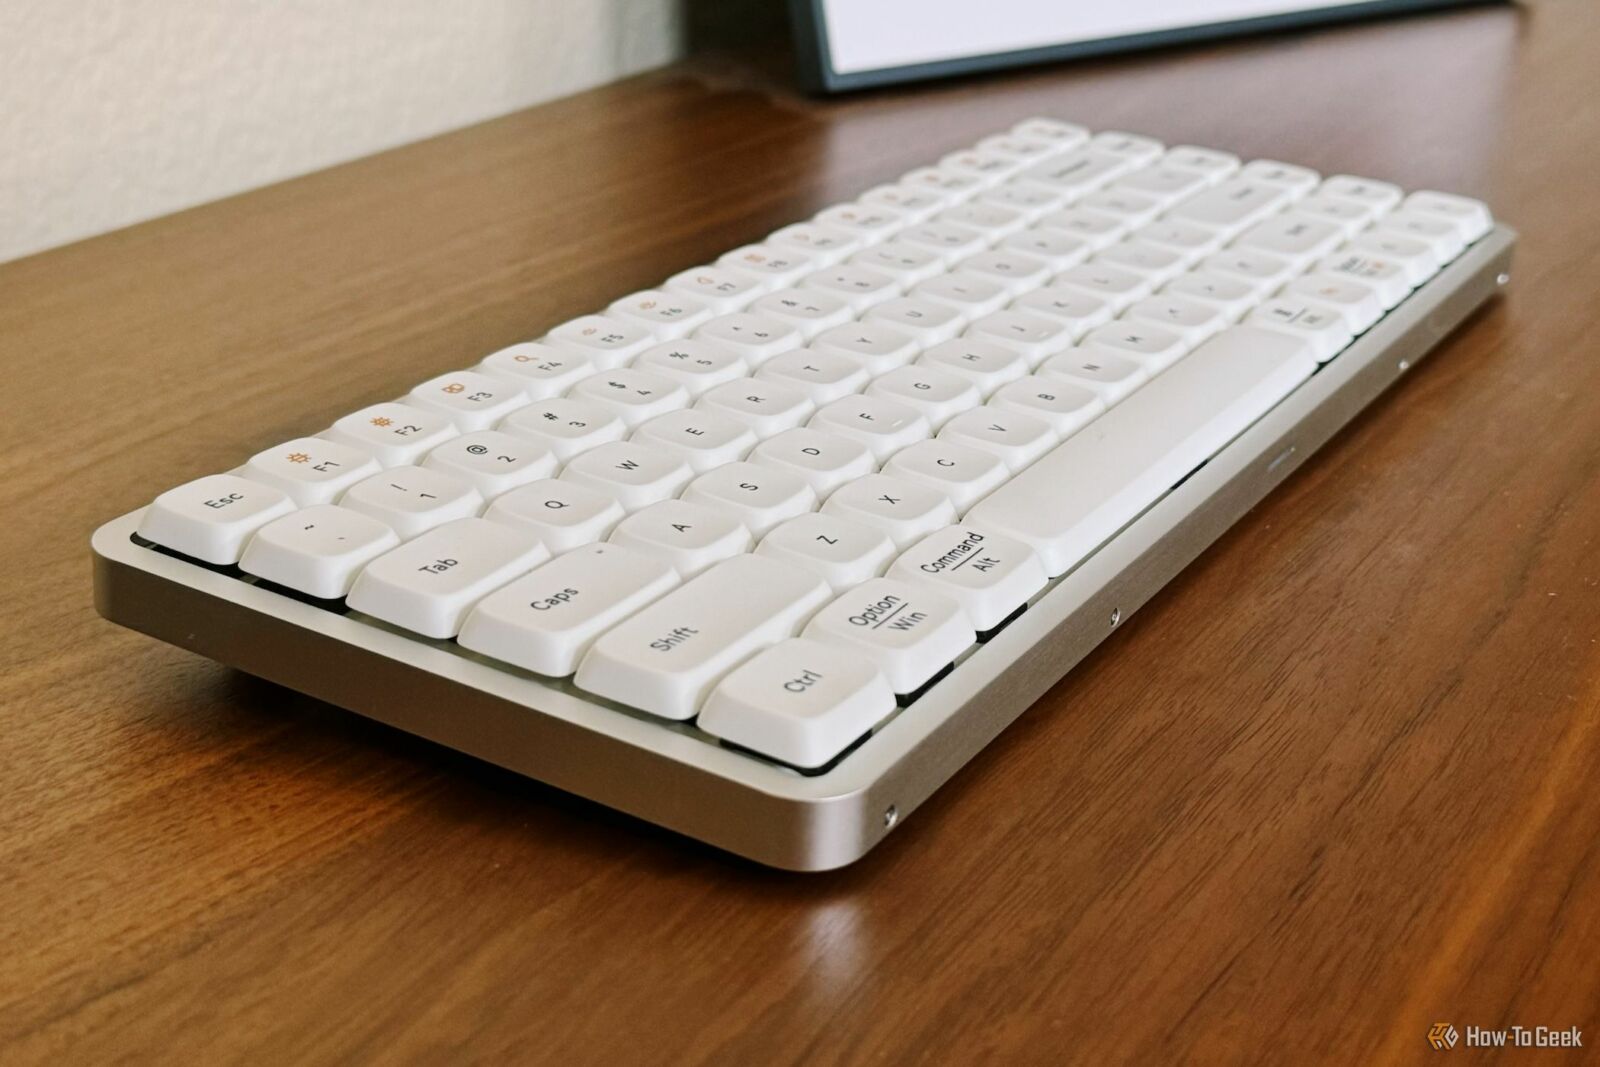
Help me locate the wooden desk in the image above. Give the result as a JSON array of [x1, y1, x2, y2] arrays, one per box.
[[3, 3, 1596, 1062]]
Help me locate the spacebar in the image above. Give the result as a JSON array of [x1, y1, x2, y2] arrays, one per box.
[[966, 326, 1317, 576]]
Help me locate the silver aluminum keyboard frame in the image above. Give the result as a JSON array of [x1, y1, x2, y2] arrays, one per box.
[[91, 225, 1515, 871]]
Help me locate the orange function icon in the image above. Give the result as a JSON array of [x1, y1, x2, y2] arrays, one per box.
[[442, 383, 465, 394], [286, 452, 311, 464], [370, 416, 393, 427]]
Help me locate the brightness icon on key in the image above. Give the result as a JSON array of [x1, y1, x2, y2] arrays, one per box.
[[370, 416, 393, 427], [286, 452, 310, 463]]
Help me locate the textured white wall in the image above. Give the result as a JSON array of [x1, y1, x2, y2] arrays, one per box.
[[0, 0, 684, 262]]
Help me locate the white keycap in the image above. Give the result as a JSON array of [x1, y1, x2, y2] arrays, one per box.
[[769, 222, 861, 265], [1289, 196, 1378, 239], [966, 308, 1077, 365], [719, 244, 818, 287], [967, 326, 1316, 575], [864, 296, 965, 345], [665, 264, 767, 311], [1010, 286, 1115, 340], [1015, 150, 1130, 198], [1319, 175, 1403, 213], [880, 439, 1009, 513], [1034, 207, 1127, 250], [457, 543, 679, 677], [698, 639, 896, 768], [407, 369, 528, 431], [1313, 249, 1412, 309], [1162, 145, 1241, 181], [896, 221, 989, 266], [917, 337, 1030, 396], [1112, 164, 1211, 207], [696, 378, 816, 438], [822, 474, 957, 548], [803, 578, 973, 694], [1240, 159, 1320, 195], [243, 436, 381, 506], [859, 183, 945, 222], [421, 430, 558, 498], [1231, 214, 1345, 269], [608, 289, 714, 339], [1090, 130, 1165, 165], [809, 395, 932, 461], [326, 402, 459, 466], [633, 339, 750, 396], [756, 348, 873, 405], [1011, 117, 1089, 146], [694, 311, 802, 366], [756, 513, 895, 592], [500, 397, 627, 462], [347, 517, 547, 639], [1160, 271, 1259, 321], [810, 321, 921, 375], [746, 287, 854, 339], [888, 524, 1048, 632], [1280, 274, 1384, 333], [955, 249, 1051, 297], [935, 202, 1028, 241], [1132, 219, 1227, 265], [899, 165, 986, 201], [910, 272, 1011, 320], [1401, 190, 1492, 243], [1050, 262, 1152, 311], [1121, 293, 1228, 347], [568, 368, 691, 427], [1372, 210, 1468, 264], [559, 440, 693, 511], [975, 183, 1067, 222], [940, 148, 1028, 185], [482, 478, 625, 553], [477, 341, 594, 399], [1346, 233, 1441, 285], [987, 377, 1104, 438], [630, 408, 756, 472], [1199, 249, 1298, 295], [937, 408, 1056, 472], [1247, 297, 1355, 362], [137, 473, 295, 565], [866, 365, 982, 428], [1165, 178, 1292, 234], [607, 499, 752, 577], [1090, 240, 1187, 286], [546, 314, 655, 369], [748, 428, 876, 497], [680, 461, 817, 536], [239, 504, 400, 599], [1078, 189, 1164, 229], [848, 241, 946, 289], [815, 203, 907, 240], [801, 262, 902, 312], [574, 554, 830, 720], [1037, 348, 1148, 405], [341, 466, 484, 539], [1077, 321, 1189, 372], [997, 228, 1092, 273]]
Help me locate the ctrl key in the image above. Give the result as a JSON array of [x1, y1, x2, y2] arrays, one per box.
[[137, 474, 295, 565], [700, 639, 895, 768]]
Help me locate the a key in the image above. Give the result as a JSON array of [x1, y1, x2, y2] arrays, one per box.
[[802, 578, 974, 695], [326, 402, 459, 466], [1289, 196, 1378, 239], [718, 244, 818, 288], [239, 504, 400, 599], [1319, 175, 1403, 214], [746, 287, 855, 339], [664, 264, 767, 311], [500, 397, 627, 462], [1090, 130, 1165, 164], [897, 221, 992, 266], [810, 395, 932, 461], [477, 341, 594, 399], [1049, 263, 1152, 312], [888, 524, 1048, 632], [137, 473, 295, 565], [630, 408, 757, 472], [967, 326, 1316, 575], [698, 638, 896, 768], [955, 249, 1051, 297], [1132, 220, 1226, 266], [1010, 117, 1089, 147], [696, 378, 816, 438], [822, 474, 957, 548], [810, 321, 921, 376], [1240, 159, 1320, 195], [1164, 178, 1292, 235], [937, 408, 1056, 472], [421, 430, 558, 498], [769, 222, 861, 265], [1077, 321, 1189, 371], [559, 441, 693, 511], [975, 183, 1067, 222], [1077, 189, 1164, 229], [1034, 207, 1127, 250], [633, 339, 750, 396], [1010, 286, 1115, 340], [1162, 145, 1241, 182], [880, 439, 1009, 514], [680, 461, 817, 536], [407, 369, 528, 431], [756, 513, 895, 592], [939, 148, 1029, 185], [1112, 164, 1211, 206], [1121, 294, 1228, 346], [607, 499, 752, 577], [1090, 241, 1187, 286], [987, 378, 1104, 439], [1346, 233, 1441, 285], [482, 478, 625, 553], [574, 554, 831, 720], [1160, 271, 1259, 320], [694, 312, 802, 367], [1372, 210, 1468, 264], [965, 308, 1077, 365], [997, 228, 1091, 273], [608, 289, 714, 339], [341, 466, 483, 539], [1246, 298, 1355, 363], [899, 165, 986, 202], [1230, 214, 1344, 269], [917, 337, 1031, 396], [866, 365, 983, 428], [864, 296, 965, 346], [568, 368, 690, 428], [801, 263, 902, 312], [457, 543, 680, 677], [1281, 274, 1384, 333], [859, 183, 946, 222], [1036, 348, 1148, 405], [1199, 249, 1298, 295], [935, 203, 1028, 241], [748, 428, 876, 498], [1313, 250, 1412, 309], [1401, 190, 1492, 242], [1016, 150, 1131, 198], [815, 203, 907, 241], [756, 348, 873, 405], [243, 436, 381, 506], [347, 517, 548, 639], [848, 242, 946, 287], [545, 314, 656, 369], [910, 272, 1011, 320]]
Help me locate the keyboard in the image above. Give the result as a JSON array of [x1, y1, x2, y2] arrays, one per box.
[[92, 118, 1514, 870]]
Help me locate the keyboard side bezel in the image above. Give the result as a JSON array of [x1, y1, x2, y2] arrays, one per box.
[[90, 225, 1516, 872]]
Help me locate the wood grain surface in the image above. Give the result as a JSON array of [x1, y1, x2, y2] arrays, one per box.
[[3, 3, 1597, 1063]]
